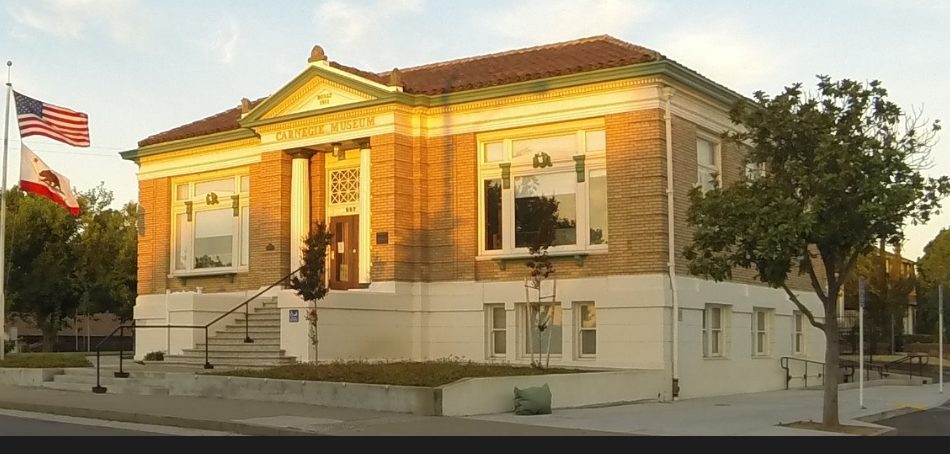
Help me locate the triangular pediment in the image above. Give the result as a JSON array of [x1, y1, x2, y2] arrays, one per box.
[[241, 64, 399, 124]]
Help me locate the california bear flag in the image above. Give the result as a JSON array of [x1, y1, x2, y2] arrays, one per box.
[[19, 144, 80, 216]]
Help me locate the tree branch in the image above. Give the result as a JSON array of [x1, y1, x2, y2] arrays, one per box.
[[782, 283, 826, 331], [804, 250, 828, 303], [841, 249, 863, 284]]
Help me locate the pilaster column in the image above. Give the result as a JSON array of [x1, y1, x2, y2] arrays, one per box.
[[289, 150, 313, 272], [359, 144, 372, 285]]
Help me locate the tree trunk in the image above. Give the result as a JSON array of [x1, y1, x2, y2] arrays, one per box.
[[41, 328, 57, 352], [822, 304, 841, 428]]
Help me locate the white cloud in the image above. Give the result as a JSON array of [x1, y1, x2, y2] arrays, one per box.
[[8, 0, 151, 46], [312, 0, 432, 68], [660, 24, 791, 94], [477, 0, 655, 47], [208, 17, 240, 64], [315, 0, 425, 46]]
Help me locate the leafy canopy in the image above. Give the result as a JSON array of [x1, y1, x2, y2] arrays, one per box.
[[685, 76, 949, 312]]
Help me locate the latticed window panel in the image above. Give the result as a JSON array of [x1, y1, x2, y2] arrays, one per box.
[[330, 168, 360, 205]]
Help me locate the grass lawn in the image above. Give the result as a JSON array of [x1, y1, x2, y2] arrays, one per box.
[[0, 352, 92, 368], [208, 360, 588, 387]]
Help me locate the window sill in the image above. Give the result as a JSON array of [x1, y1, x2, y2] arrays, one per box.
[[702, 355, 729, 361], [477, 249, 607, 271], [168, 269, 247, 285], [751, 355, 773, 360]]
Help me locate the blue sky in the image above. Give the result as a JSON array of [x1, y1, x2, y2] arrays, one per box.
[[3, 0, 949, 260]]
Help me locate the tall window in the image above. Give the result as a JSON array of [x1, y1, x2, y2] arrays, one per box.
[[172, 174, 250, 274], [793, 311, 805, 355], [753, 309, 771, 356], [702, 305, 726, 358], [478, 126, 606, 255], [488, 305, 506, 357], [697, 137, 720, 192], [523, 303, 562, 356], [576, 303, 596, 357]]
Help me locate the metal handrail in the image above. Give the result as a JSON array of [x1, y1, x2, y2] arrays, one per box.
[[202, 266, 303, 359], [91, 266, 303, 393], [883, 353, 929, 380], [91, 322, 204, 393], [840, 356, 889, 381], [780, 356, 827, 389]]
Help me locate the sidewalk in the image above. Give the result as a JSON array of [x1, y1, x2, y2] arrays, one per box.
[[0, 379, 945, 436], [468, 384, 950, 436], [0, 385, 616, 436]]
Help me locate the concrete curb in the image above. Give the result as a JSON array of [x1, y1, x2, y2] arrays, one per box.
[[0, 400, 327, 436]]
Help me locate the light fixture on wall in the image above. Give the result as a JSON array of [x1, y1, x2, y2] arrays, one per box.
[[331, 142, 345, 161]]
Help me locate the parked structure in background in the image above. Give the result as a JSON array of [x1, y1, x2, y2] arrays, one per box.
[[839, 244, 918, 355], [5, 313, 132, 352]]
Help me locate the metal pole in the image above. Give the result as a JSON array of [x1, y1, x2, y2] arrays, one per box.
[[0, 61, 13, 362], [204, 326, 212, 369], [940, 284, 944, 394], [244, 302, 252, 343], [859, 277, 866, 409], [92, 349, 106, 393], [114, 326, 128, 378]]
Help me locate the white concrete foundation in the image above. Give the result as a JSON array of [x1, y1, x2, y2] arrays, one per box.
[[133, 274, 827, 399]]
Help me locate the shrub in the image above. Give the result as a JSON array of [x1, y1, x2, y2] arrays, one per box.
[[3, 341, 14, 354], [143, 351, 164, 361], [904, 334, 937, 344]]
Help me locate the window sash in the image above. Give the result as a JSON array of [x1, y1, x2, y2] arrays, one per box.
[[171, 174, 249, 274], [793, 313, 805, 354], [753, 310, 769, 356], [704, 306, 725, 358], [489, 306, 506, 356], [577, 304, 596, 357], [523, 303, 563, 356], [477, 131, 606, 256], [696, 137, 720, 192]]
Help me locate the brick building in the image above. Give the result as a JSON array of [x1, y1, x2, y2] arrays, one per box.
[[121, 36, 826, 399]]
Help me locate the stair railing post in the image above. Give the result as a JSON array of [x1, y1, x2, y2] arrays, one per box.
[[92, 349, 107, 393], [114, 326, 129, 378], [244, 302, 252, 344], [204, 326, 213, 369]]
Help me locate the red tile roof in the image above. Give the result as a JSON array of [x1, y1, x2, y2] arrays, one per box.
[[137, 35, 663, 148]]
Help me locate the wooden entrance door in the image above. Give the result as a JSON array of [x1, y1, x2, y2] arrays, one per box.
[[329, 215, 359, 290]]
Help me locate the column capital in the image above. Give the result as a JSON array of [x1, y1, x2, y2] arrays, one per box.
[[286, 148, 315, 160]]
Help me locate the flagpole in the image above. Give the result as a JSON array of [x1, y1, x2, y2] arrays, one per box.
[[1, 61, 12, 361], [859, 277, 866, 409], [940, 284, 944, 394]]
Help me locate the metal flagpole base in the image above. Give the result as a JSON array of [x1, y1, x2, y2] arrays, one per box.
[[204, 363, 214, 370], [244, 337, 254, 343], [113, 371, 129, 378], [92, 386, 107, 394]]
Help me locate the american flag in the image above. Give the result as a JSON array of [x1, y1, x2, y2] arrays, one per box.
[[13, 91, 90, 147]]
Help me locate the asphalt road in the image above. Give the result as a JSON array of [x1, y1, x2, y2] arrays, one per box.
[[0, 414, 167, 436], [878, 403, 950, 436]]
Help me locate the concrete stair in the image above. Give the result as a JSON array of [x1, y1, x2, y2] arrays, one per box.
[[42, 368, 171, 396], [162, 297, 296, 368]]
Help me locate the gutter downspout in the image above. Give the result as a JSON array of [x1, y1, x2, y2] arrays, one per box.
[[663, 86, 680, 400]]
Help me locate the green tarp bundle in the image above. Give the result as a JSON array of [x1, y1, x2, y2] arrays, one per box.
[[513, 384, 552, 415]]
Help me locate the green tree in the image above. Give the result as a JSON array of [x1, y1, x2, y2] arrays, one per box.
[[524, 195, 557, 368], [684, 76, 948, 428], [917, 228, 950, 336], [288, 222, 332, 364], [4, 184, 138, 351], [4, 185, 82, 351], [841, 244, 916, 354], [73, 184, 138, 321]]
